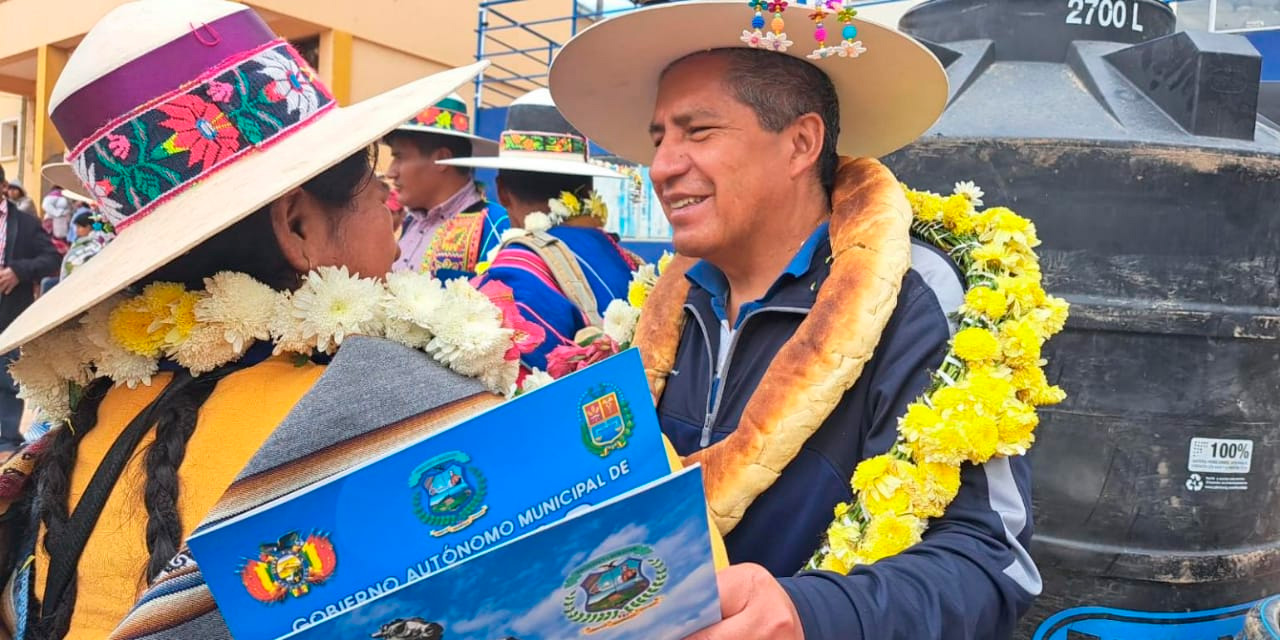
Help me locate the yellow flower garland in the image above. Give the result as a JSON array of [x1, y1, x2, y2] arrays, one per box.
[[806, 183, 1068, 574]]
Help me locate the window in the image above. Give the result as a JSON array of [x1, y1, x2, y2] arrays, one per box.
[[0, 119, 18, 161]]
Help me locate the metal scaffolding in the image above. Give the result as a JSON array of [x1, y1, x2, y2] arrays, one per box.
[[473, 0, 640, 111]]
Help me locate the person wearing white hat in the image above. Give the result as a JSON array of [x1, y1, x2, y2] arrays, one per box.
[[384, 93, 509, 278], [550, 2, 1037, 639], [0, 2, 550, 638], [439, 88, 638, 371]]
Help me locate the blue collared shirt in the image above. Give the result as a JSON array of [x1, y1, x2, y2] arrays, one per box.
[[683, 222, 830, 410], [685, 221, 830, 329]]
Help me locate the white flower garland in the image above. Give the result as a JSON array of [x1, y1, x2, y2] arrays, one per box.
[[12, 267, 523, 423]]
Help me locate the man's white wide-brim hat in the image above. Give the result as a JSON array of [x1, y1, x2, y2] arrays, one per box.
[[437, 89, 625, 179], [0, 0, 488, 353], [548, 0, 948, 164]]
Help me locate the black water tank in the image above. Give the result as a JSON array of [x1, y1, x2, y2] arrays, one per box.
[[885, 1, 1280, 638]]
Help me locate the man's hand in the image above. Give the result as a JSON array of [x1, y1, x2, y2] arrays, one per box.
[[683, 563, 804, 640], [0, 268, 19, 295]]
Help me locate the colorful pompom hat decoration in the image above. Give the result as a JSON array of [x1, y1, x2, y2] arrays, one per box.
[[0, 0, 487, 353], [394, 92, 499, 157], [437, 89, 625, 179], [549, 0, 947, 163]]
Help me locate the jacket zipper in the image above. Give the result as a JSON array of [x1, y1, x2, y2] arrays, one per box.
[[697, 305, 811, 448]]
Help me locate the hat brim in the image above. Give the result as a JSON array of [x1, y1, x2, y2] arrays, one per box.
[[392, 125, 501, 157], [548, 1, 948, 163], [42, 163, 95, 204], [0, 61, 489, 353], [437, 155, 626, 178]]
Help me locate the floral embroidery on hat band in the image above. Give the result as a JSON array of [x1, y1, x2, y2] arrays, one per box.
[[500, 132, 587, 156], [410, 105, 471, 133], [68, 40, 335, 230]]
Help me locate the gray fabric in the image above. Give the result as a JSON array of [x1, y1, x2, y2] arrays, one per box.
[[910, 237, 965, 335], [133, 337, 486, 640], [138, 607, 233, 640], [234, 336, 487, 481]]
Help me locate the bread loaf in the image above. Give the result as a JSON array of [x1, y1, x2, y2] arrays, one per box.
[[636, 157, 913, 534]]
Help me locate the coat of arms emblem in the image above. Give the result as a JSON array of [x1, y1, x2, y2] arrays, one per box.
[[409, 450, 489, 536], [579, 384, 634, 457], [239, 530, 337, 603], [562, 545, 668, 632]]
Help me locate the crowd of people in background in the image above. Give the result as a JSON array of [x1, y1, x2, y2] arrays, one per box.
[[0, 167, 116, 454]]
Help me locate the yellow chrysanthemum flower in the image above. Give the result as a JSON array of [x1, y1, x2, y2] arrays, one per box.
[[1032, 295, 1070, 338], [965, 369, 1017, 411], [162, 289, 201, 349], [909, 391, 1001, 465], [913, 462, 962, 518], [140, 281, 188, 311], [1011, 365, 1067, 406], [833, 501, 854, 519], [929, 385, 971, 413], [963, 286, 1009, 321], [906, 188, 944, 223], [818, 552, 852, 574], [826, 518, 866, 567], [997, 274, 1047, 314], [657, 251, 674, 275], [899, 402, 942, 442], [979, 207, 1041, 249], [852, 454, 919, 517], [997, 401, 1039, 456], [953, 327, 1001, 364], [559, 190, 581, 213], [108, 297, 166, 358], [940, 195, 976, 235], [999, 319, 1043, 368], [857, 513, 925, 563], [627, 279, 650, 308]]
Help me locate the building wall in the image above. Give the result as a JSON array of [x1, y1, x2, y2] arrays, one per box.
[[0, 0, 485, 204], [0, 95, 26, 186]]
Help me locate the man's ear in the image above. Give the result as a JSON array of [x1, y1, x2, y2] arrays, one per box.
[[786, 112, 825, 181], [495, 174, 514, 210], [269, 188, 312, 273], [430, 144, 457, 168]]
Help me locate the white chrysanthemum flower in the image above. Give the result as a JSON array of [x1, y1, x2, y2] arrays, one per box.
[[479, 360, 520, 398], [269, 292, 313, 356], [545, 199, 572, 226], [631, 263, 659, 290], [382, 271, 444, 349], [524, 212, 553, 232], [519, 368, 555, 394], [424, 279, 512, 385], [79, 300, 158, 388], [197, 272, 281, 352], [602, 299, 642, 345], [171, 323, 243, 375], [9, 354, 71, 423], [500, 228, 529, 245], [953, 180, 985, 207], [288, 266, 387, 354], [21, 325, 92, 387]]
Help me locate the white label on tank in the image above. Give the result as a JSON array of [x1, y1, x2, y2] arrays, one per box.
[[1188, 437, 1253, 474]]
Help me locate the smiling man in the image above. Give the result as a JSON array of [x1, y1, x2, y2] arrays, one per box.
[[550, 2, 1038, 639], [384, 93, 508, 278]]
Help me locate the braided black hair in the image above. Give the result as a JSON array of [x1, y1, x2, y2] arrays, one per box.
[[27, 378, 112, 640], [17, 146, 377, 639]]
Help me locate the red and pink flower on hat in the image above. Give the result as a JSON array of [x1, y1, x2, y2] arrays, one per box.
[[157, 95, 241, 172]]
